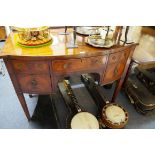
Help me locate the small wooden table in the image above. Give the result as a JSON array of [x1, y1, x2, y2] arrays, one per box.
[[0, 28, 137, 120]]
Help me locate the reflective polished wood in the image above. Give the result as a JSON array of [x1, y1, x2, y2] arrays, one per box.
[[1, 28, 129, 57], [0, 28, 137, 120]]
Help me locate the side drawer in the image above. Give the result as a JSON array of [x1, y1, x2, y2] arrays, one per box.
[[16, 74, 52, 93], [102, 62, 126, 84], [108, 49, 130, 64], [11, 60, 49, 74], [103, 48, 131, 84], [52, 56, 107, 73]]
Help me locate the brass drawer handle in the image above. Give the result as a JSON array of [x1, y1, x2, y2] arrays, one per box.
[[112, 56, 116, 60], [31, 79, 37, 87], [37, 64, 43, 69], [17, 64, 23, 69], [64, 63, 69, 69], [95, 59, 102, 64], [114, 67, 118, 76]]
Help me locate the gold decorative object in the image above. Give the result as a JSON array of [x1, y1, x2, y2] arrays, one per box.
[[13, 26, 52, 47]]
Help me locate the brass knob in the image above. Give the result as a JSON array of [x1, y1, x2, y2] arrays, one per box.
[[64, 63, 69, 69], [37, 64, 43, 69], [114, 67, 118, 76], [95, 59, 101, 64], [17, 64, 23, 69], [112, 56, 116, 60], [31, 79, 37, 87]]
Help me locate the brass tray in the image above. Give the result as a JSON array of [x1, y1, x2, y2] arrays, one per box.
[[86, 35, 114, 48], [76, 27, 101, 36]]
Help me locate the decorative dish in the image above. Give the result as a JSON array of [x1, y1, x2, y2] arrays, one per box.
[[86, 35, 114, 48], [76, 27, 101, 35], [17, 39, 53, 48], [14, 26, 52, 47]]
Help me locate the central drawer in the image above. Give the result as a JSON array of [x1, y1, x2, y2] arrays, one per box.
[[52, 56, 107, 73]]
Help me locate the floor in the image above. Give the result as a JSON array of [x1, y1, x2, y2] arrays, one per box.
[[0, 32, 155, 129]]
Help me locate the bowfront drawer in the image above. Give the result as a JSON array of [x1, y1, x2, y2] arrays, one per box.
[[108, 49, 130, 64], [103, 49, 131, 84], [103, 62, 125, 84], [17, 74, 52, 93], [11, 60, 49, 74], [108, 52, 122, 64], [52, 56, 106, 73]]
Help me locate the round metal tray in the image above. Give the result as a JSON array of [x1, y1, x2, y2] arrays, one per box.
[[76, 27, 101, 36], [86, 35, 114, 48]]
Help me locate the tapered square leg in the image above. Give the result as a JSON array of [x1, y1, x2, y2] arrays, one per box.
[[17, 93, 31, 121], [111, 78, 123, 102]]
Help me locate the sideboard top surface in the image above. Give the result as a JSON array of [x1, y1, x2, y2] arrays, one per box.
[[1, 28, 136, 58]]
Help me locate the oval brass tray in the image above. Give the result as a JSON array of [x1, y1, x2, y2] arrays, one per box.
[[76, 27, 101, 36], [86, 35, 114, 48]]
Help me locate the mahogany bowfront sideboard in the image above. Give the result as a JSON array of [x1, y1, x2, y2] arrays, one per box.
[[0, 29, 137, 120]]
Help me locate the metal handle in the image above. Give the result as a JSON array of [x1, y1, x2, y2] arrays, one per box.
[[95, 59, 102, 64], [17, 64, 23, 69], [64, 63, 69, 69], [114, 67, 118, 76], [112, 56, 116, 60], [31, 79, 37, 87], [37, 64, 43, 69]]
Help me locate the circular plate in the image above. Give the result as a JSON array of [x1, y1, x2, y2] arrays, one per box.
[[17, 39, 53, 48], [86, 35, 114, 48], [76, 27, 100, 36]]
